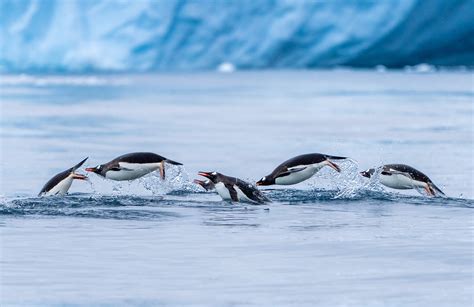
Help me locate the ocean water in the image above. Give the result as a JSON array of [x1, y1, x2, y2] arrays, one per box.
[[0, 70, 473, 306]]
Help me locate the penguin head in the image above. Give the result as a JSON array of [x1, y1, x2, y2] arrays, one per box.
[[197, 171, 221, 184], [193, 179, 214, 191], [85, 164, 105, 177], [256, 176, 274, 186], [360, 168, 375, 178]]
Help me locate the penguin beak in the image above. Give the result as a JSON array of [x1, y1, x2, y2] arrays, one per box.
[[198, 171, 212, 179], [72, 172, 87, 180], [194, 179, 206, 186], [360, 171, 369, 178], [194, 179, 209, 190], [256, 181, 263, 186], [85, 167, 97, 173]]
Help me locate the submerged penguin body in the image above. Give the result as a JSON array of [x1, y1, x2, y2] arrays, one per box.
[[198, 171, 270, 204]]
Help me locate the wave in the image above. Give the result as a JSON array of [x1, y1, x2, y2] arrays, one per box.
[[1, 188, 472, 221], [2, 160, 472, 220]]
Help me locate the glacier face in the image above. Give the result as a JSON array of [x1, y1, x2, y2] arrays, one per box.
[[1, 0, 473, 72]]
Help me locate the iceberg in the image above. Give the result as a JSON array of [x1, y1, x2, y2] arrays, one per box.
[[0, 0, 473, 72]]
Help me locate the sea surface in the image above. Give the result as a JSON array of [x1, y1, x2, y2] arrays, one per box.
[[0, 70, 473, 306]]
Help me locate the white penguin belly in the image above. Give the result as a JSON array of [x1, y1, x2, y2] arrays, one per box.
[[274, 163, 324, 185], [44, 176, 73, 196], [379, 173, 425, 190], [106, 163, 160, 181], [214, 182, 232, 200]]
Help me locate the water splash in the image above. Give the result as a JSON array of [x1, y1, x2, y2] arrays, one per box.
[[331, 159, 366, 198], [2, 162, 473, 221], [138, 166, 203, 195], [1, 188, 472, 220], [307, 159, 384, 199], [85, 165, 194, 196]]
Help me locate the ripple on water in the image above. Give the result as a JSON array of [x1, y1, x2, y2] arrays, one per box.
[[0, 189, 472, 221]]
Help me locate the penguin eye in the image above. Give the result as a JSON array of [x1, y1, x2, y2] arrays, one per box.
[[96, 165, 101, 170], [212, 172, 217, 175], [262, 177, 266, 181]]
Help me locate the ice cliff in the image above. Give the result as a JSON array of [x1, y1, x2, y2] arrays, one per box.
[[1, 0, 473, 72]]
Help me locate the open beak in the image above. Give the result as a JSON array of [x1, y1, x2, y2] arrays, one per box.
[[72, 172, 88, 180], [198, 171, 212, 178], [194, 179, 206, 186]]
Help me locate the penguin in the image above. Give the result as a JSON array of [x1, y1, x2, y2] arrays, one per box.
[[198, 171, 270, 204], [193, 179, 215, 191], [360, 164, 445, 196], [256, 153, 347, 186], [85, 152, 182, 181], [38, 157, 88, 197]]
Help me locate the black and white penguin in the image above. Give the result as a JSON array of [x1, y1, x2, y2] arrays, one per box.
[[193, 179, 215, 191], [85, 152, 182, 181], [256, 153, 347, 186], [38, 157, 88, 196], [198, 171, 270, 204], [360, 164, 445, 196]]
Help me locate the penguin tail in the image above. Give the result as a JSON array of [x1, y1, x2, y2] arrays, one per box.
[[325, 155, 347, 160], [70, 157, 88, 172], [429, 182, 445, 196], [165, 159, 183, 166]]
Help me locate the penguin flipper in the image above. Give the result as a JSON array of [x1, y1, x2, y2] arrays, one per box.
[[224, 183, 239, 202], [278, 166, 307, 178], [110, 166, 133, 172], [385, 169, 412, 178]]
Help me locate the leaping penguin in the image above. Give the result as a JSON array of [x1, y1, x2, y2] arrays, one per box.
[[38, 158, 88, 196], [256, 153, 347, 186], [194, 179, 215, 191], [198, 171, 270, 204], [85, 152, 182, 181], [360, 164, 445, 196]]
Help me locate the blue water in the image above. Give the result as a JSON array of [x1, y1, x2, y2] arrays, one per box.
[[0, 71, 473, 306]]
